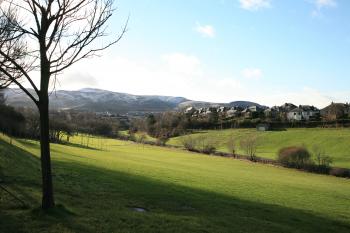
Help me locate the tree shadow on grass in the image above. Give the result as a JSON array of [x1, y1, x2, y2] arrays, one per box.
[[60, 141, 102, 151], [0, 139, 89, 233], [17, 139, 40, 149], [17, 138, 102, 151], [1, 139, 350, 233]]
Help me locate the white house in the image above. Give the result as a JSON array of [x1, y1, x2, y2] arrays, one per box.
[[287, 105, 320, 121]]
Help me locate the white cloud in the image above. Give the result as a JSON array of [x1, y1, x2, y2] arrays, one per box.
[[59, 53, 244, 103], [241, 68, 263, 79], [311, 0, 337, 17], [162, 53, 202, 76], [314, 0, 337, 8], [195, 23, 215, 38], [54, 56, 347, 109], [261, 87, 338, 108], [239, 0, 271, 11]]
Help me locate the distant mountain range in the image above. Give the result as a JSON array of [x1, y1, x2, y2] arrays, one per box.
[[3, 88, 265, 115]]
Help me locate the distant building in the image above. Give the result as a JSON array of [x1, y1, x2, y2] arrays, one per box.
[[242, 105, 264, 118], [264, 107, 279, 119], [226, 107, 241, 118], [184, 107, 196, 115], [217, 106, 227, 113], [321, 102, 350, 120], [280, 103, 297, 112], [287, 105, 320, 121]]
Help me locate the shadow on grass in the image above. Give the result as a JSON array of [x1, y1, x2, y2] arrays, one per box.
[[17, 139, 40, 149], [0, 139, 88, 233], [1, 139, 350, 233], [61, 141, 102, 151], [18, 138, 102, 151]]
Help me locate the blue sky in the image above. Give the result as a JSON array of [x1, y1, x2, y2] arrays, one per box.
[[61, 0, 350, 107]]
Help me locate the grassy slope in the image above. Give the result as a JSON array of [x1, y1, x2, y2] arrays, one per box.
[[168, 128, 350, 168], [1, 135, 350, 233]]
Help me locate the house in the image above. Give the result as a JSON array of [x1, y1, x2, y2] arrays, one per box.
[[242, 105, 264, 118], [197, 108, 206, 115], [320, 102, 350, 120], [184, 106, 196, 115], [277, 103, 297, 120], [264, 106, 279, 119], [226, 107, 241, 118], [217, 106, 227, 113], [241, 108, 252, 118], [280, 103, 297, 112], [287, 105, 320, 121]]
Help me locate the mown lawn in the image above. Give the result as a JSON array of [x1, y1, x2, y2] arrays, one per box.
[[1, 134, 350, 233], [168, 128, 350, 168]]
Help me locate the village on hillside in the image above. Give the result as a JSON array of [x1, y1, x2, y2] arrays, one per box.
[[183, 102, 350, 122]]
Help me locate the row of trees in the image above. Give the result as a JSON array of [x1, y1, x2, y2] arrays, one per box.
[[130, 113, 188, 143], [0, 103, 26, 139], [179, 134, 259, 159], [0, 106, 121, 143], [129, 111, 227, 143]]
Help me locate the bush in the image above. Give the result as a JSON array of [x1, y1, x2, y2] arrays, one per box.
[[201, 144, 216, 154], [129, 132, 137, 142], [277, 146, 312, 169], [227, 135, 236, 157], [330, 168, 350, 178], [180, 135, 216, 154], [240, 134, 259, 161], [196, 136, 216, 154], [180, 135, 198, 151], [156, 137, 169, 146]]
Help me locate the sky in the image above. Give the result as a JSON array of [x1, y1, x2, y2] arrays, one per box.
[[56, 0, 350, 108]]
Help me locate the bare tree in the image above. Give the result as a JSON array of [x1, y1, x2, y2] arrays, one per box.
[[0, 89, 6, 105], [240, 134, 259, 161], [312, 145, 333, 168], [227, 134, 236, 157], [0, 0, 126, 209]]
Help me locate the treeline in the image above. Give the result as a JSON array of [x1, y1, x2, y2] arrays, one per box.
[[130, 112, 188, 144], [129, 111, 222, 139], [0, 103, 121, 143], [130, 112, 350, 142]]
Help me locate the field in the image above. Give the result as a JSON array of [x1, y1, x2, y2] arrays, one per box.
[[168, 128, 350, 168], [1, 134, 350, 233]]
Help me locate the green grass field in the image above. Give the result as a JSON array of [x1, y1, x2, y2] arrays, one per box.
[[168, 128, 350, 168], [1, 134, 350, 233]]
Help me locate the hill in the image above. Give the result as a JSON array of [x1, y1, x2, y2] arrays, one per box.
[[1, 135, 350, 232], [168, 128, 350, 168], [178, 100, 265, 109], [3, 88, 264, 114]]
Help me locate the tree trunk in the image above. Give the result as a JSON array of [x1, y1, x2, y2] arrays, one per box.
[[39, 92, 55, 209]]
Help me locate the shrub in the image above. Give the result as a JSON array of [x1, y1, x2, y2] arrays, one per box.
[[129, 132, 137, 142], [227, 135, 236, 157], [136, 133, 147, 144], [312, 145, 332, 166], [180, 135, 216, 154], [240, 134, 259, 161], [180, 135, 198, 151], [201, 144, 216, 154], [156, 137, 169, 146], [277, 146, 312, 169], [196, 136, 216, 154], [330, 168, 350, 178]]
